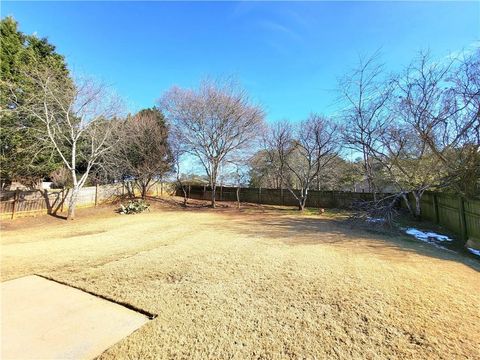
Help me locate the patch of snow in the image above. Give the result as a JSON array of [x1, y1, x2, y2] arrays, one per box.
[[402, 228, 480, 259], [404, 228, 453, 242], [467, 248, 480, 257], [366, 217, 385, 223]]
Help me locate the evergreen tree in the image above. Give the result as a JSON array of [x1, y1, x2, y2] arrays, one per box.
[[0, 16, 71, 188]]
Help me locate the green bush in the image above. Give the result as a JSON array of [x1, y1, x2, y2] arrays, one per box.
[[118, 200, 150, 215]]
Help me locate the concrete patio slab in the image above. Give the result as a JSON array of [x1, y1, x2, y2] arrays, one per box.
[[1, 275, 149, 359]]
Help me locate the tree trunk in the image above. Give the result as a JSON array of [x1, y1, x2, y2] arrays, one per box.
[[401, 193, 414, 217], [298, 188, 308, 211], [363, 151, 377, 202], [67, 187, 80, 220], [413, 191, 422, 219], [182, 186, 188, 207], [236, 187, 240, 209], [211, 184, 216, 208], [126, 182, 134, 199], [298, 196, 306, 211], [39, 189, 52, 215]]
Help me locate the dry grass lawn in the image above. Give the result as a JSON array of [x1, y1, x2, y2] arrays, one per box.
[[1, 198, 479, 359]]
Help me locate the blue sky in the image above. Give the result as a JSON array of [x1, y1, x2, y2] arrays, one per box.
[[3, 1, 479, 122]]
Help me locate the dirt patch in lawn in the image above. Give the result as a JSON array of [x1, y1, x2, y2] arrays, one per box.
[[1, 198, 479, 359]]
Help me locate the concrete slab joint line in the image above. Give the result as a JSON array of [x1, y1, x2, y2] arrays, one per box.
[[1, 275, 151, 360]]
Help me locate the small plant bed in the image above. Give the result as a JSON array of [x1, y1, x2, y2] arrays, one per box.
[[118, 199, 150, 215]]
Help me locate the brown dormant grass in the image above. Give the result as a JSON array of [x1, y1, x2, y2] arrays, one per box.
[[1, 198, 479, 359]]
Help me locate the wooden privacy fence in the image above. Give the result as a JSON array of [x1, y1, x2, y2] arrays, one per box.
[[0, 182, 175, 219], [182, 185, 480, 246], [404, 192, 480, 246], [181, 185, 377, 208]]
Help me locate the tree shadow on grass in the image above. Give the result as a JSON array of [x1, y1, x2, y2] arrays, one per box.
[[47, 213, 68, 220], [224, 214, 480, 273], [143, 197, 480, 272]]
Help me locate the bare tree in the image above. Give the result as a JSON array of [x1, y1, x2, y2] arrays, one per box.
[[396, 50, 480, 197], [223, 158, 250, 209], [357, 50, 479, 220], [15, 66, 122, 219], [160, 79, 265, 208], [337, 51, 394, 198], [169, 131, 189, 207], [311, 156, 363, 191], [265, 115, 339, 210], [372, 122, 444, 218], [263, 121, 292, 188], [248, 150, 284, 189], [110, 108, 173, 199], [447, 49, 480, 196]]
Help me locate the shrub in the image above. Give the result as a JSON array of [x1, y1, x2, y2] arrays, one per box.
[[118, 199, 150, 214]]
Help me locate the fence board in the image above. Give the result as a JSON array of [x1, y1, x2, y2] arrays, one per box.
[[464, 198, 480, 245], [436, 194, 462, 235], [419, 192, 436, 222]]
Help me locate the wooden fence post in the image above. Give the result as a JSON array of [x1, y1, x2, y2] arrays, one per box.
[[458, 197, 468, 243], [161, 182, 164, 196], [432, 193, 439, 224], [258, 187, 262, 204], [203, 185, 206, 200], [11, 189, 19, 219], [220, 186, 223, 201], [45, 188, 50, 215], [95, 184, 99, 206], [61, 189, 65, 213]]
